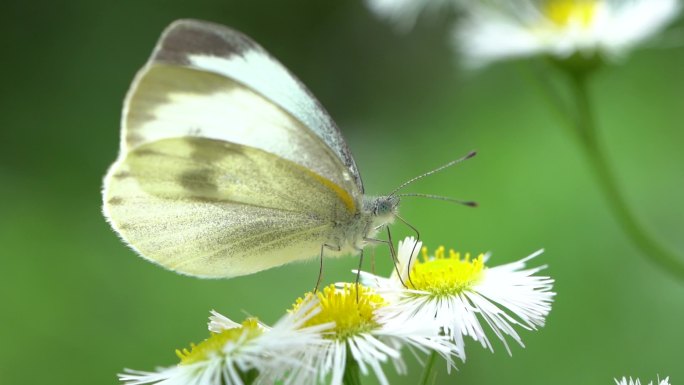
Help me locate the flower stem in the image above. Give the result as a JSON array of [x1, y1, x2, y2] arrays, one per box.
[[419, 351, 438, 385], [567, 69, 684, 281], [343, 348, 362, 385]]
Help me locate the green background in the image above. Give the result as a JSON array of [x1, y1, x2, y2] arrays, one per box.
[[2, 1, 683, 384]]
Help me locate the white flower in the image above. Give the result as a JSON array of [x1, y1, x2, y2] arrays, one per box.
[[365, 0, 462, 30], [455, 0, 682, 67], [119, 300, 329, 385], [615, 377, 671, 385], [360, 237, 555, 356], [282, 284, 462, 385]]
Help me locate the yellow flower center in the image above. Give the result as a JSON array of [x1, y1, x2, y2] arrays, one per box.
[[292, 284, 386, 340], [176, 318, 262, 365], [408, 246, 485, 297], [543, 0, 598, 28]]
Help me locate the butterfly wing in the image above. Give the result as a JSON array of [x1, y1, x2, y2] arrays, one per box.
[[122, 19, 363, 195], [104, 137, 357, 278]]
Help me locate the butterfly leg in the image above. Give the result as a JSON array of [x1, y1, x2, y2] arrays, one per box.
[[353, 248, 365, 302], [364, 235, 408, 289], [392, 216, 421, 287], [315, 243, 341, 293]]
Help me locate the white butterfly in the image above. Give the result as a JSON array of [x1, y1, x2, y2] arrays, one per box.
[[102, 19, 406, 278]]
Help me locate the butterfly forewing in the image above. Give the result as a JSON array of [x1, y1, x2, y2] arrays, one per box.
[[123, 64, 356, 194], [123, 19, 363, 194]]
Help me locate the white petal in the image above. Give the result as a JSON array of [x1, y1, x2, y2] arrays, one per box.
[[365, 0, 461, 31], [208, 310, 241, 333], [455, 0, 682, 65]]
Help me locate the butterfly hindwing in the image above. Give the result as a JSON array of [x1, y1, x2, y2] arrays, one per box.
[[104, 137, 357, 278]]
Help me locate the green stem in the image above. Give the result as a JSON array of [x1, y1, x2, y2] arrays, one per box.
[[419, 350, 438, 385], [568, 70, 684, 281], [342, 348, 362, 385]]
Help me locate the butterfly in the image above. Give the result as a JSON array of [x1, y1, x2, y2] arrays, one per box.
[[102, 19, 474, 279], [101, 19, 406, 279]]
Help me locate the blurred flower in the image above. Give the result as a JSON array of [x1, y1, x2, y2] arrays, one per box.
[[615, 377, 671, 385], [360, 237, 555, 355], [455, 0, 681, 67], [284, 283, 461, 385], [365, 0, 462, 30], [118, 301, 328, 385]]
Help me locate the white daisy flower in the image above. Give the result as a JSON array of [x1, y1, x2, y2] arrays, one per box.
[[283, 283, 462, 385], [615, 377, 671, 385], [360, 237, 555, 356], [119, 300, 329, 385], [365, 0, 462, 31], [455, 0, 682, 67]]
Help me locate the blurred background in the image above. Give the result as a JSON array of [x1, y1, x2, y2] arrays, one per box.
[[2, 1, 683, 384]]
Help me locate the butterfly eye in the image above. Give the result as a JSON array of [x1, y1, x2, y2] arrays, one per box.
[[374, 199, 394, 216]]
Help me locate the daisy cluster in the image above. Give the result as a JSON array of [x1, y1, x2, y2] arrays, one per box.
[[119, 237, 555, 385], [365, 0, 681, 67], [615, 377, 671, 385]]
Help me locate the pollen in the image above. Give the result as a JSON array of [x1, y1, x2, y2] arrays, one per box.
[[407, 246, 485, 297], [543, 0, 598, 28], [292, 284, 386, 340], [176, 318, 262, 365]]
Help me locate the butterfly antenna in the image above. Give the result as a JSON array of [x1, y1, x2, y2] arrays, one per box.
[[396, 193, 478, 207], [388, 151, 477, 197]]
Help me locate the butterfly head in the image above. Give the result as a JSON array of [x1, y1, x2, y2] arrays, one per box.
[[364, 195, 400, 227]]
